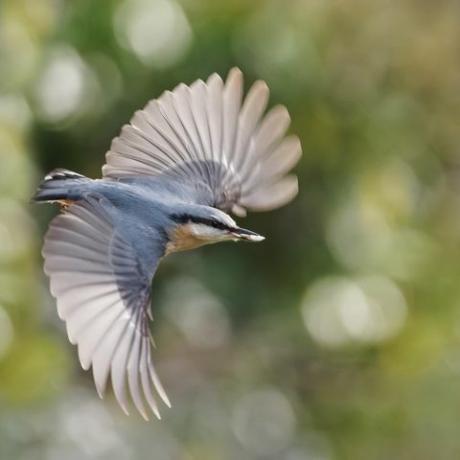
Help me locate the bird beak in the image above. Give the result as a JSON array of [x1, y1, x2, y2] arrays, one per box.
[[231, 227, 265, 242]]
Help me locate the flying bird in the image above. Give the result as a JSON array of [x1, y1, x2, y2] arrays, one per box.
[[33, 68, 302, 420]]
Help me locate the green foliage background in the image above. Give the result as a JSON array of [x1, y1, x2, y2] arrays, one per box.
[[2, 0, 460, 459]]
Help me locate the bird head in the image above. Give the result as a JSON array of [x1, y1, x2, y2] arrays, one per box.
[[168, 206, 264, 251]]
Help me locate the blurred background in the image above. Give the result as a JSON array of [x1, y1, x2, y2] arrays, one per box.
[[1, 0, 460, 458]]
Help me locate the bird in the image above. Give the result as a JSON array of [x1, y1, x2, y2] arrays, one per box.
[[33, 68, 302, 420]]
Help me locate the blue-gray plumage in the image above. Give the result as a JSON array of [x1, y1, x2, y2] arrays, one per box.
[[33, 69, 302, 420]]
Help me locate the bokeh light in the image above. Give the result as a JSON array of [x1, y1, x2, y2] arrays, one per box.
[[114, 0, 192, 68], [232, 387, 296, 456], [34, 46, 96, 124], [163, 276, 231, 349], [302, 276, 408, 347]]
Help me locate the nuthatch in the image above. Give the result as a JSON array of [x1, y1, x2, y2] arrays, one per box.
[[33, 68, 302, 420]]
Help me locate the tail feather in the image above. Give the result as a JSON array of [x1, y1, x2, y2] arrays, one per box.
[[43, 168, 86, 181], [33, 169, 91, 203]]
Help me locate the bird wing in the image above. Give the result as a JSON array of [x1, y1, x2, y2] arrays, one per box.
[[42, 195, 170, 420], [102, 68, 302, 216]]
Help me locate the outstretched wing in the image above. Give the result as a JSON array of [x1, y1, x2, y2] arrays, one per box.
[[42, 195, 169, 420], [102, 68, 302, 216]]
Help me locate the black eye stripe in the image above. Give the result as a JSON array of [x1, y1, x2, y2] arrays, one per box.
[[171, 213, 231, 231], [198, 217, 227, 230], [211, 220, 227, 230]]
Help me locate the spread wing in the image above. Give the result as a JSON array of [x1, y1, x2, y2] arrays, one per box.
[[102, 68, 302, 217], [42, 195, 170, 420]]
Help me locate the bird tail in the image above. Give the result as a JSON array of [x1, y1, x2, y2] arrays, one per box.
[[33, 169, 92, 204]]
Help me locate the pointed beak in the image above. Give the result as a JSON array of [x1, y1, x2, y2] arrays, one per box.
[[230, 227, 265, 242]]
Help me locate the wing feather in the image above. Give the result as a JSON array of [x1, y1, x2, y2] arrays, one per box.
[[206, 73, 224, 166], [127, 314, 148, 420], [43, 196, 168, 419], [232, 80, 269, 175], [103, 68, 301, 215], [240, 175, 299, 211]]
